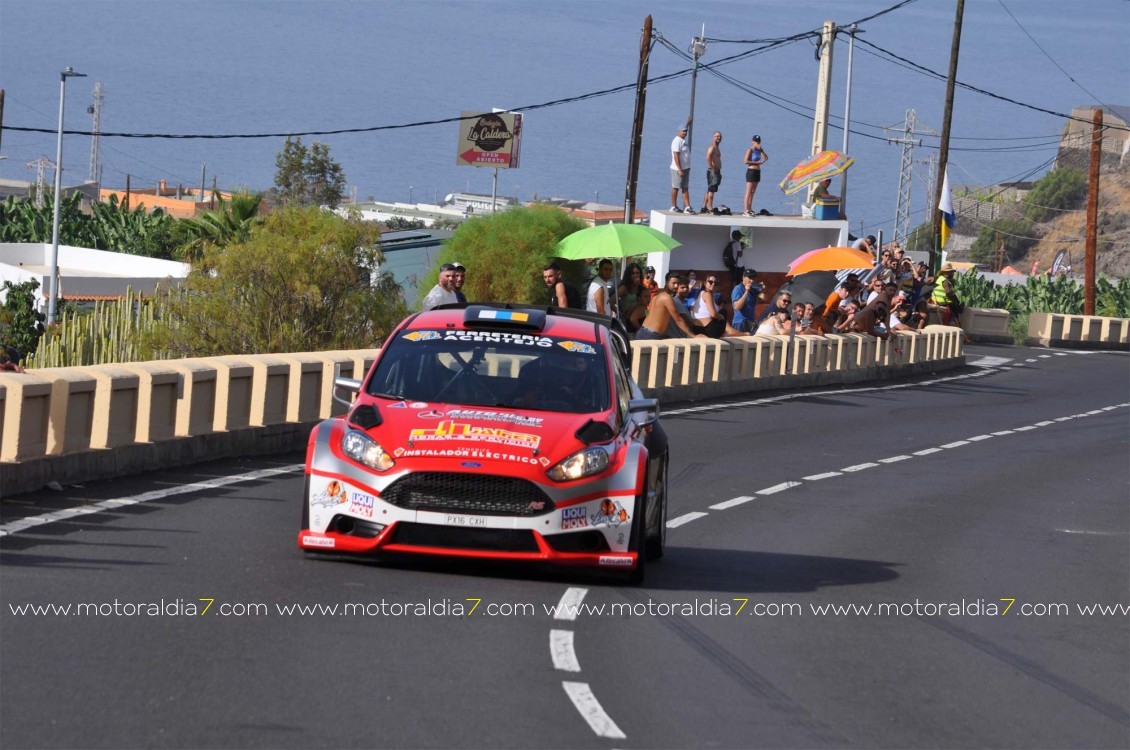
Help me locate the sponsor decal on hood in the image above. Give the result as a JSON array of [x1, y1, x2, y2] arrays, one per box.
[[410, 420, 540, 450]]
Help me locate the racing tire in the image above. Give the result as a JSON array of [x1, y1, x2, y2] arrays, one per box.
[[644, 452, 668, 560], [300, 475, 313, 555], [625, 486, 647, 585]]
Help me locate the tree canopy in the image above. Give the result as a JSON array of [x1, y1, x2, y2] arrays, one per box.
[[149, 205, 405, 357], [273, 137, 347, 209], [1024, 168, 1087, 223], [428, 205, 587, 307]]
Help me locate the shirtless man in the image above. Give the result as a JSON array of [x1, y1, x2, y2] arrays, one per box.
[[702, 131, 723, 214], [635, 272, 707, 340]]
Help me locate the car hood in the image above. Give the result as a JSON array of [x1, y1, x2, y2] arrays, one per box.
[[363, 401, 609, 471]]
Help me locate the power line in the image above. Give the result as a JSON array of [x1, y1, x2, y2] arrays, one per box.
[[996, 0, 1116, 113], [851, 35, 1130, 132], [0, 1, 913, 143]]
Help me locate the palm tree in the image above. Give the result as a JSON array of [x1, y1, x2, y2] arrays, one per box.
[[176, 190, 263, 264]]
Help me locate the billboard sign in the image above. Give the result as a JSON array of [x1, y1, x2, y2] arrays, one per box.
[[457, 110, 522, 169]]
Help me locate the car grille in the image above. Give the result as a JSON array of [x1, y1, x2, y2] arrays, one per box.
[[388, 523, 540, 553], [380, 473, 555, 517]]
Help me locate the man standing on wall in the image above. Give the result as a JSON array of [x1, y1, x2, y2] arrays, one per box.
[[702, 131, 723, 214], [670, 124, 695, 214]]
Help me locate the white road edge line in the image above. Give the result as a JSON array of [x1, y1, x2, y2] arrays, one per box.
[[1056, 529, 1125, 536], [667, 511, 708, 529], [562, 682, 626, 740], [550, 630, 581, 673], [0, 464, 306, 537], [552, 588, 588, 622], [710, 496, 755, 510]]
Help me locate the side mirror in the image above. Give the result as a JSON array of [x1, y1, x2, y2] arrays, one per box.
[[628, 397, 660, 428], [333, 375, 362, 407]]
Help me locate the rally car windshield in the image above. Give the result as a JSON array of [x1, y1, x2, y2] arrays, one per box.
[[367, 329, 611, 414]]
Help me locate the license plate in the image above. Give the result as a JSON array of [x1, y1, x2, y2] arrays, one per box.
[[444, 514, 487, 527]]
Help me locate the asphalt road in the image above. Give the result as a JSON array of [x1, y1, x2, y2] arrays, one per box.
[[2, 344, 1128, 749]]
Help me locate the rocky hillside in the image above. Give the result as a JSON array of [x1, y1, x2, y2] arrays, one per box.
[[950, 160, 1130, 279]]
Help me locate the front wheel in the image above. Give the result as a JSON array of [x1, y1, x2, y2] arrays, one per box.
[[645, 452, 668, 560], [623, 487, 647, 585]]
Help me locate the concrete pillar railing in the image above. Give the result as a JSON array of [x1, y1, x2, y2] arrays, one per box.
[[0, 332, 969, 496]]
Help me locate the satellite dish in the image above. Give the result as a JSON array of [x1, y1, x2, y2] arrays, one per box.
[[443, 194, 454, 204]]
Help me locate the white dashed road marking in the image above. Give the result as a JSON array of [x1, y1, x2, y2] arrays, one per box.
[[710, 496, 756, 510], [968, 356, 1013, 368], [562, 682, 627, 740], [675, 404, 1129, 537], [552, 588, 587, 622], [803, 472, 843, 481], [667, 511, 708, 529], [550, 630, 581, 673], [758, 481, 801, 495]]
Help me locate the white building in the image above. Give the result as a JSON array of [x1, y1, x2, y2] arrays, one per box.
[[0, 243, 189, 311], [646, 209, 849, 281]]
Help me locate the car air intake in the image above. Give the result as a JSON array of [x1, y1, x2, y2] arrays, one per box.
[[380, 473, 555, 517], [389, 523, 540, 553]]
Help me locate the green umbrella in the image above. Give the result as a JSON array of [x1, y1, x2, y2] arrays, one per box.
[[553, 223, 681, 261]]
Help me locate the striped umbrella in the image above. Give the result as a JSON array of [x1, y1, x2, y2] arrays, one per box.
[[778, 150, 855, 195]]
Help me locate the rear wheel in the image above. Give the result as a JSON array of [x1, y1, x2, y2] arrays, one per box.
[[645, 452, 668, 560]]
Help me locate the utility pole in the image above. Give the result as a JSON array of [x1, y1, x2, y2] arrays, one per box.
[[624, 14, 652, 224], [125, 173, 131, 211], [839, 24, 861, 215], [809, 20, 836, 203], [88, 82, 103, 184], [0, 89, 5, 153], [931, 0, 965, 274], [200, 163, 206, 203], [1084, 107, 1102, 315], [685, 26, 707, 180]]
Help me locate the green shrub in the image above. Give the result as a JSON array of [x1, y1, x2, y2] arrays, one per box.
[[430, 205, 588, 307]]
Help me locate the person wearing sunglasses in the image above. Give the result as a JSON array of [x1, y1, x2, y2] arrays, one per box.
[[687, 275, 727, 338]]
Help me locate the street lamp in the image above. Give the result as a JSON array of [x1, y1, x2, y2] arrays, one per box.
[[48, 66, 87, 325], [685, 26, 707, 166]]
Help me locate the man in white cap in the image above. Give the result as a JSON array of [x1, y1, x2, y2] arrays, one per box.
[[670, 123, 695, 214]]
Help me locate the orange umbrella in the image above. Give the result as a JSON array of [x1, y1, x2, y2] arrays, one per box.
[[787, 246, 874, 276]]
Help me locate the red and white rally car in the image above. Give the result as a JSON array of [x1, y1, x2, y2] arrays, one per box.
[[298, 304, 668, 583]]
